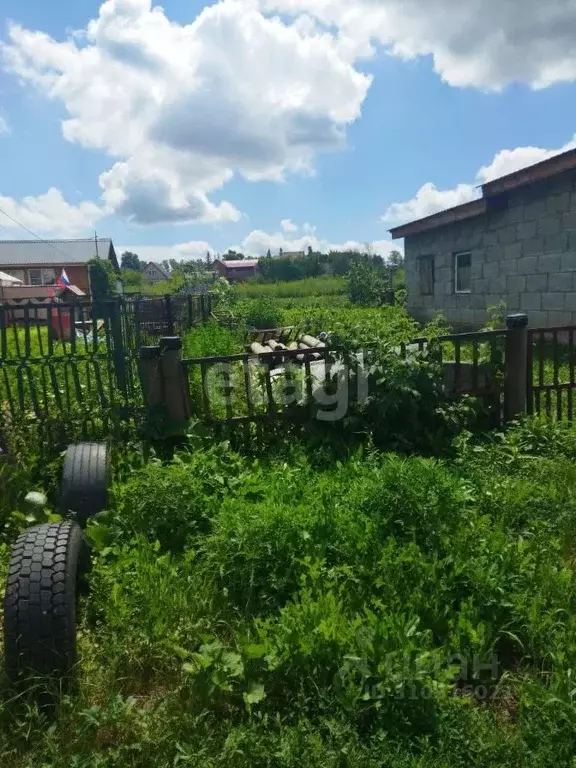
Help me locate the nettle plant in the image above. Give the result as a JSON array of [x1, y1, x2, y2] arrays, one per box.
[[326, 341, 478, 455]]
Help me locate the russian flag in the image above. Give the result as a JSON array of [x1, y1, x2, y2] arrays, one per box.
[[57, 269, 71, 289]]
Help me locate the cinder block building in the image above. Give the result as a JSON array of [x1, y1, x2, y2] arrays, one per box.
[[390, 148, 576, 328]]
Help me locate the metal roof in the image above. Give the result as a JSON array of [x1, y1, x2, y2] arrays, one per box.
[[218, 259, 259, 268], [482, 147, 576, 197], [390, 146, 576, 240], [390, 200, 488, 239], [0, 238, 114, 265]]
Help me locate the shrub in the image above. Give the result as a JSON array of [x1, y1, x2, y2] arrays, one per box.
[[237, 298, 283, 329], [183, 322, 244, 359], [346, 261, 385, 306]]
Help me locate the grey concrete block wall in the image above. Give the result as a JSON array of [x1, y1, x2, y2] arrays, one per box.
[[405, 168, 576, 329]]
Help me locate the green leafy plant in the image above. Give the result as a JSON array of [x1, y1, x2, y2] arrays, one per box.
[[346, 261, 385, 306], [237, 298, 283, 329], [88, 257, 117, 300]]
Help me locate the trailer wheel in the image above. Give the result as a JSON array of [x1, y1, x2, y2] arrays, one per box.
[[60, 442, 109, 522], [3, 521, 87, 680]]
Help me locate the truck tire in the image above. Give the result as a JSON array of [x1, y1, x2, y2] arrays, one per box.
[[3, 521, 87, 680], [60, 442, 109, 522]]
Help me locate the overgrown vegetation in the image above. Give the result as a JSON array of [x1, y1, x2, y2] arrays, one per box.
[[88, 258, 116, 301], [2, 420, 576, 766], [2, 278, 576, 766], [235, 275, 346, 299]]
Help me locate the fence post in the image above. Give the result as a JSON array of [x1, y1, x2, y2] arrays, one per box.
[[187, 294, 194, 330], [159, 336, 191, 425], [109, 299, 127, 397], [165, 295, 175, 336], [138, 345, 162, 409], [505, 313, 528, 422]]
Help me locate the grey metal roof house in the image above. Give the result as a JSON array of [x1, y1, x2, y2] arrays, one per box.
[[0, 238, 118, 267], [0, 238, 118, 296]]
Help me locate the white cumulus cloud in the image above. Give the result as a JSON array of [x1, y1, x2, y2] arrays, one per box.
[[236, 226, 400, 259], [477, 136, 576, 183], [260, 0, 576, 90], [0, 188, 105, 237], [383, 182, 478, 226], [3, 0, 371, 226], [118, 241, 214, 263], [383, 135, 576, 226], [281, 219, 298, 233]]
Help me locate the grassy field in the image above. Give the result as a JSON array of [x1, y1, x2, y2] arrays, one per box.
[[235, 276, 346, 299], [1, 421, 576, 765]]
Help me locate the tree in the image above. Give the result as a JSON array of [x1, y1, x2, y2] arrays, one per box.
[[206, 250, 212, 265], [180, 260, 202, 276], [307, 245, 313, 256], [120, 251, 141, 271], [120, 267, 143, 292], [389, 249, 404, 268], [279, 248, 283, 257], [346, 261, 384, 306], [266, 249, 272, 259], [88, 258, 116, 301]]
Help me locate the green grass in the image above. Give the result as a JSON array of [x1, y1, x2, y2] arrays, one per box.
[[235, 276, 346, 299], [2, 421, 576, 765], [3, 298, 576, 765]]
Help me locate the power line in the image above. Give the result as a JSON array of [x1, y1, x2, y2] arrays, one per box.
[[0, 204, 84, 262]]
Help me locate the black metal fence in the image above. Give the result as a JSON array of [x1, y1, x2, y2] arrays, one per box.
[[182, 346, 334, 424], [405, 329, 506, 426], [121, 294, 213, 351], [0, 294, 213, 439], [527, 326, 576, 420], [6, 299, 576, 452]]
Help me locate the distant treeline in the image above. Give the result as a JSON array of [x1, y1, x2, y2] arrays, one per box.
[[258, 249, 403, 283]]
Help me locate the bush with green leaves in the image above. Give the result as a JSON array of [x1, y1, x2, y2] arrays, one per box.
[[346, 260, 385, 305], [236, 297, 283, 329]]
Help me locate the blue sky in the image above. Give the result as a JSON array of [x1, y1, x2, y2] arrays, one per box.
[[1, 0, 576, 261]]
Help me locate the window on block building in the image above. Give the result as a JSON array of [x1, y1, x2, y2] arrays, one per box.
[[419, 255, 435, 295], [454, 252, 471, 293]]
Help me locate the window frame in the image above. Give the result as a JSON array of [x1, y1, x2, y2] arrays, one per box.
[[418, 255, 435, 296], [454, 251, 472, 294], [42, 268, 56, 285], [28, 268, 43, 286], [28, 268, 56, 286]]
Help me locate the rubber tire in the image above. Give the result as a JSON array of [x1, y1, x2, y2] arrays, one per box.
[[3, 521, 87, 680], [60, 442, 109, 521]]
